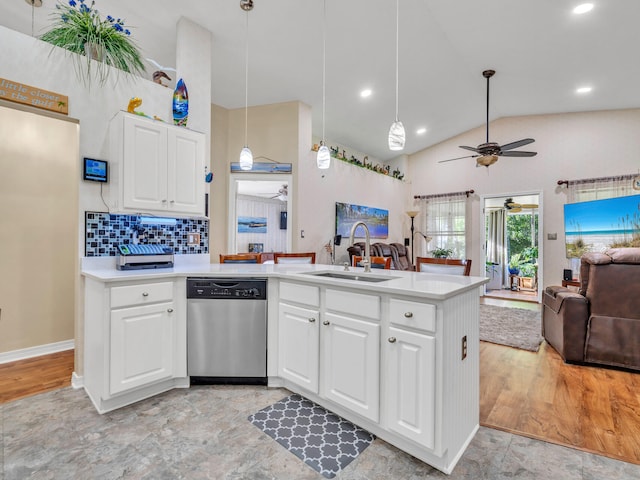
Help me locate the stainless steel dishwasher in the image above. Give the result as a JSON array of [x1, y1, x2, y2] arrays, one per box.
[[187, 278, 267, 385]]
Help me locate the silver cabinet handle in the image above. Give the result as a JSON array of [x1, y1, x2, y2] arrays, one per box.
[[308, 317, 316, 323], [388, 337, 397, 343], [323, 320, 330, 326], [167, 308, 174, 313], [170, 200, 175, 204], [142, 292, 149, 297], [404, 312, 413, 318], [162, 199, 167, 203]]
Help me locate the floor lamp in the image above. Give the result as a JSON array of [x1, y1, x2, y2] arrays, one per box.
[[406, 210, 419, 267]]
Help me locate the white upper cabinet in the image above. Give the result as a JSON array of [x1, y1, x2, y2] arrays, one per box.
[[109, 112, 205, 217]]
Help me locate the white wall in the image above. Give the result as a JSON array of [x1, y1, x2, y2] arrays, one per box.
[[408, 108, 640, 287]]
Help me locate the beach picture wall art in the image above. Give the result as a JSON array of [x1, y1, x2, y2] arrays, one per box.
[[563, 194, 640, 258], [335, 202, 389, 239], [238, 216, 267, 234]]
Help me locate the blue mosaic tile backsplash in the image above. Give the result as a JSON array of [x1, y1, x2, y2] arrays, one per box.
[[85, 212, 209, 257]]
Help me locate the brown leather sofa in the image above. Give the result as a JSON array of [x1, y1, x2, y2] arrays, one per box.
[[347, 242, 414, 270], [542, 248, 640, 370]]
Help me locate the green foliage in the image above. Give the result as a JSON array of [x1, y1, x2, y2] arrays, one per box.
[[431, 247, 453, 258], [506, 214, 538, 257], [519, 263, 537, 277], [40, 0, 145, 86], [508, 253, 523, 270]]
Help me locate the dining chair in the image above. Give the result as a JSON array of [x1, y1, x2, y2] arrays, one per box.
[[415, 257, 472, 276], [219, 253, 262, 264], [273, 252, 316, 264], [352, 255, 391, 269]]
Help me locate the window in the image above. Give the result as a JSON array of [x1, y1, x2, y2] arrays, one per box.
[[421, 195, 467, 258]]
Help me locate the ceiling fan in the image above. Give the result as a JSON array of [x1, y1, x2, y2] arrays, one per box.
[[439, 70, 537, 168], [504, 198, 538, 213], [270, 184, 288, 201]]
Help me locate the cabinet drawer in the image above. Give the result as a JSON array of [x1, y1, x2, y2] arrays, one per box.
[[390, 299, 436, 332], [280, 282, 320, 307], [326, 289, 380, 320], [110, 281, 174, 309]]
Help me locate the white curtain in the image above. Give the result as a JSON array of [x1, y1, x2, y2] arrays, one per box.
[[418, 193, 468, 259], [567, 174, 636, 203]]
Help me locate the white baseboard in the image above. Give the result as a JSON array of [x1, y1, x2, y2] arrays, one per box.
[[71, 372, 84, 389], [0, 339, 74, 364]]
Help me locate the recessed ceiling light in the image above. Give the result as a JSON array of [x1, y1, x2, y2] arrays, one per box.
[[573, 3, 594, 14], [576, 86, 592, 94], [416, 127, 427, 135], [360, 89, 372, 98]]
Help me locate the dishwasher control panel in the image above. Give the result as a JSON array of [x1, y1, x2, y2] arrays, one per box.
[[187, 278, 267, 300]]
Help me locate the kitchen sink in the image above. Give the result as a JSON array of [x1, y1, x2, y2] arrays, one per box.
[[303, 271, 397, 283]]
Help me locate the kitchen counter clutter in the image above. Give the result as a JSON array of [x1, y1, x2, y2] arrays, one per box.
[[81, 255, 487, 474]]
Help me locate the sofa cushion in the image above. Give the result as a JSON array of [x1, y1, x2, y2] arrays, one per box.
[[585, 315, 640, 370]]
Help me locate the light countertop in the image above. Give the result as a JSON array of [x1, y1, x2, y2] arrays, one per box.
[[82, 255, 488, 301]]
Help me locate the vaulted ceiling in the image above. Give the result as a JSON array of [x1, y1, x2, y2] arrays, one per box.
[[3, 0, 639, 161]]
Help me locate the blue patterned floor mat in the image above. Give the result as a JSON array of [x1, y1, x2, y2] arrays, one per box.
[[248, 393, 375, 478]]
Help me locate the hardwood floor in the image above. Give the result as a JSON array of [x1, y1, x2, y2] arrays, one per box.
[[0, 349, 74, 404], [2, 312, 639, 466]]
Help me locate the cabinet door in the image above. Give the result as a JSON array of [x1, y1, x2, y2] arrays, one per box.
[[385, 326, 436, 448], [122, 115, 168, 211], [110, 302, 175, 395], [278, 303, 319, 393], [322, 312, 380, 422], [167, 128, 205, 215]]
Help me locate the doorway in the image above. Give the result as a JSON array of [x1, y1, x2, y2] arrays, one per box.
[[482, 192, 542, 303], [227, 174, 293, 256]]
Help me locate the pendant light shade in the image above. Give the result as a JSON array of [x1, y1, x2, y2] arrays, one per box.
[[239, 146, 253, 170], [317, 144, 330, 169], [388, 120, 405, 151], [388, 0, 405, 151], [239, 0, 253, 171], [317, 0, 330, 170]]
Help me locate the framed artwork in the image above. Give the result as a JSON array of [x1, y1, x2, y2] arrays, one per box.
[[238, 216, 267, 233], [230, 162, 292, 174], [248, 243, 264, 253], [335, 202, 389, 239], [564, 194, 640, 257]]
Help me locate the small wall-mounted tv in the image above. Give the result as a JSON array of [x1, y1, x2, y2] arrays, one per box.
[[564, 194, 640, 258], [83, 157, 108, 183]]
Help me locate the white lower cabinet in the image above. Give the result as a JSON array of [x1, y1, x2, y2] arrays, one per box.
[[385, 325, 436, 448], [83, 277, 187, 413], [278, 303, 320, 393], [322, 312, 379, 422], [110, 302, 176, 395]]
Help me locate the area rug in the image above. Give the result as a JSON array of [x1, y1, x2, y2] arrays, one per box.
[[480, 304, 543, 352], [248, 393, 375, 478]]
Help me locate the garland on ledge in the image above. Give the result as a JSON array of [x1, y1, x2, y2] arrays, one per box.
[[312, 144, 405, 180]]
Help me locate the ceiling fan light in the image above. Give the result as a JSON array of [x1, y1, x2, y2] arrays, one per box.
[[317, 144, 331, 169], [239, 146, 253, 170], [388, 120, 406, 151], [476, 154, 498, 167]]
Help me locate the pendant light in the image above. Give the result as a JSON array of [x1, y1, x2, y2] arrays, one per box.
[[239, 0, 254, 171], [317, 0, 330, 169], [388, 0, 405, 151]]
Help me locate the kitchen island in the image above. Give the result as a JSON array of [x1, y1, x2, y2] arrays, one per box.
[[81, 256, 487, 474]]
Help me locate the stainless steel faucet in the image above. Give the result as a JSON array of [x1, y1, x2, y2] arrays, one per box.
[[349, 221, 371, 272]]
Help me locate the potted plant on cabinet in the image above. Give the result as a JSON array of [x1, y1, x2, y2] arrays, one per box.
[[40, 0, 145, 86]]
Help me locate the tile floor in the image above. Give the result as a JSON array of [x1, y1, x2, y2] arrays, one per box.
[[2, 385, 639, 480]]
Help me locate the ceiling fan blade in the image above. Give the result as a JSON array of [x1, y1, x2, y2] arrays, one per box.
[[500, 150, 537, 157], [459, 145, 479, 152], [438, 154, 478, 163], [500, 138, 535, 151], [520, 204, 538, 208]]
